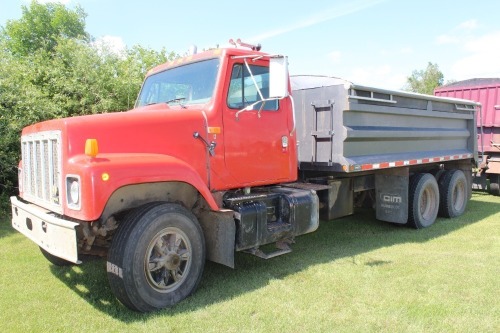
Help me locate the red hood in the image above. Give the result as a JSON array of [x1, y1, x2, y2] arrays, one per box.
[[22, 104, 208, 161]]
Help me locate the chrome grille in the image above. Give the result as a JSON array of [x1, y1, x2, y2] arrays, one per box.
[[21, 131, 62, 213]]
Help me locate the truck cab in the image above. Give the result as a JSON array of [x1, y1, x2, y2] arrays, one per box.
[[135, 47, 297, 190]]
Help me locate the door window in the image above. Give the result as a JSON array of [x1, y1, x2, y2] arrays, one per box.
[[227, 64, 278, 111]]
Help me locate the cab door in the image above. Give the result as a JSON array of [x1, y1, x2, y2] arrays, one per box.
[[222, 59, 296, 186]]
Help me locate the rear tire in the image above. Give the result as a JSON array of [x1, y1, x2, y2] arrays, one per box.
[[489, 174, 500, 196], [39, 247, 74, 266], [408, 173, 439, 229], [430, 168, 445, 182], [438, 170, 468, 217], [107, 203, 205, 312]]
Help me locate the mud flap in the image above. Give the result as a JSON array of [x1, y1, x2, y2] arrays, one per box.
[[198, 210, 236, 268], [375, 168, 409, 224]]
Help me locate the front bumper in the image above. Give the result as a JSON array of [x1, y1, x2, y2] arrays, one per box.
[[10, 196, 81, 264]]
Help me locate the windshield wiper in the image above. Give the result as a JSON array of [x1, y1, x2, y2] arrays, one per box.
[[165, 97, 187, 108]]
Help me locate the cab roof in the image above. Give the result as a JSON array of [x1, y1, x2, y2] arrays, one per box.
[[146, 47, 270, 77]]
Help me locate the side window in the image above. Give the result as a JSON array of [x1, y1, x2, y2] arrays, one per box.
[[227, 64, 278, 111]]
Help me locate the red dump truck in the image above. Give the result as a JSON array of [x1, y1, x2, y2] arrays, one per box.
[[11, 40, 479, 312], [435, 79, 500, 195]]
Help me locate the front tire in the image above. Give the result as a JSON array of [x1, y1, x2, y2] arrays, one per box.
[[408, 173, 440, 229], [107, 203, 205, 312]]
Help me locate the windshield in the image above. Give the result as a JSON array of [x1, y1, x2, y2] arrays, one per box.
[[136, 58, 220, 108]]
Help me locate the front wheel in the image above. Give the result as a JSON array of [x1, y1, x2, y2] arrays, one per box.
[[107, 203, 205, 312]]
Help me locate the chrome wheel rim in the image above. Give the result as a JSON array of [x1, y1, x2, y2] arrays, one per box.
[[145, 227, 192, 292]]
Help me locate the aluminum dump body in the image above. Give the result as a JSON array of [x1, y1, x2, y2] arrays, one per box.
[[291, 76, 478, 172], [434, 79, 500, 156]]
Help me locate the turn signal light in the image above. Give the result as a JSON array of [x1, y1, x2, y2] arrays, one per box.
[[85, 139, 99, 158]]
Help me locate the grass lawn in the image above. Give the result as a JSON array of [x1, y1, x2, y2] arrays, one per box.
[[0, 192, 498, 332]]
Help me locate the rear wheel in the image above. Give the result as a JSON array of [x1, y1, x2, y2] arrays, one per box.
[[438, 170, 468, 217], [489, 174, 500, 196], [107, 203, 205, 312], [408, 173, 439, 229], [430, 168, 445, 182]]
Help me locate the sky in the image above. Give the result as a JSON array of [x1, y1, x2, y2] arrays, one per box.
[[1, 0, 500, 90]]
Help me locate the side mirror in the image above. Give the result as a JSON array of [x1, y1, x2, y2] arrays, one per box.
[[269, 56, 289, 99]]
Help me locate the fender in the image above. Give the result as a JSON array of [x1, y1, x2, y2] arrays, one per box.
[[64, 153, 219, 221]]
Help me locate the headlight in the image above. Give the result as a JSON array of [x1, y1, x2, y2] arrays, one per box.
[[66, 175, 81, 209], [70, 181, 80, 204]]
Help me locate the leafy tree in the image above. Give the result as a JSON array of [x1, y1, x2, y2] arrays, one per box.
[[104, 45, 176, 110], [404, 62, 444, 95], [0, 0, 88, 56]]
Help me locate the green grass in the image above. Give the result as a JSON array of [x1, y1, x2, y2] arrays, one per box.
[[0, 192, 499, 332]]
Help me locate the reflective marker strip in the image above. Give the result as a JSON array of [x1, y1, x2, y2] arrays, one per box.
[[358, 153, 473, 171]]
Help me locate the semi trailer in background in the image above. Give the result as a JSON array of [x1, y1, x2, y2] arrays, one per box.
[[435, 79, 500, 195]]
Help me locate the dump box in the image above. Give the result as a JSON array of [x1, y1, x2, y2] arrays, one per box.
[[291, 76, 478, 173]]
